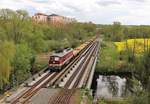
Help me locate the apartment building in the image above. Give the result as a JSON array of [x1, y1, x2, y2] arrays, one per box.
[[32, 13, 76, 25], [32, 13, 48, 23]]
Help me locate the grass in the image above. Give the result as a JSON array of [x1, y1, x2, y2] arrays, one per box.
[[98, 98, 131, 104], [71, 89, 93, 104], [96, 40, 130, 72], [96, 41, 121, 72]]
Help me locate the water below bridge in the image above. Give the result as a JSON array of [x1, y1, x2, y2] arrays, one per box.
[[96, 75, 126, 98], [91, 71, 132, 99]]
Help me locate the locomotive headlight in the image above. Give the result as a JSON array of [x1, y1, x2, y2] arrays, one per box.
[[54, 57, 59, 61]]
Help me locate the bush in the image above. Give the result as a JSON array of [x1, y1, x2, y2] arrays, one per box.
[[130, 91, 149, 104], [12, 44, 34, 85]]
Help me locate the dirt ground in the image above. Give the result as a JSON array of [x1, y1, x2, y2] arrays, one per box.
[[36, 52, 51, 63], [70, 90, 91, 104]]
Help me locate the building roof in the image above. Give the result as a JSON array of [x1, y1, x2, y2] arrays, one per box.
[[35, 13, 48, 16], [49, 14, 59, 16]]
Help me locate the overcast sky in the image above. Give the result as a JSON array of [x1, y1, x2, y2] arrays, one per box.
[[0, 0, 150, 25]]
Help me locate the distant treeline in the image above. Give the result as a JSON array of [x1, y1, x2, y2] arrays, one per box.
[[98, 23, 150, 41]]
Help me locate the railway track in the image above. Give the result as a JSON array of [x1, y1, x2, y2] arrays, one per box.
[[48, 39, 96, 87], [11, 72, 57, 104], [64, 42, 97, 88], [10, 38, 96, 104], [49, 39, 99, 104]]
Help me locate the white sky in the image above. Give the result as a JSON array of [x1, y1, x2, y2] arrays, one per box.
[[0, 0, 150, 25]]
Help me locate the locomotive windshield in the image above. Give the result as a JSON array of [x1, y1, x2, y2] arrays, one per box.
[[49, 56, 60, 64], [55, 49, 63, 53], [50, 56, 59, 61]]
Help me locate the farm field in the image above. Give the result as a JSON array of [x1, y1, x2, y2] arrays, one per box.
[[115, 39, 150, 54]]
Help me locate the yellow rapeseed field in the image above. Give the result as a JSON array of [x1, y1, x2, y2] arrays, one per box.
[[114, 39, 150, 53]]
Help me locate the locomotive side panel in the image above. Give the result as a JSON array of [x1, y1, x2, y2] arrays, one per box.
[[61, 51, 73, 65]]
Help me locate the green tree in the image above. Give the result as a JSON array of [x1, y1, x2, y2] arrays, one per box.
[[130, 91, 149, 104], [0, 9, 31, 44], [111, 22, 124, 41], [0, 41, 15, 88], [12, 44, 33, 85]]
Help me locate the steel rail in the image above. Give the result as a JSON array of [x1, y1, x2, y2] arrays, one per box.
[[49, 40, 99, 104]]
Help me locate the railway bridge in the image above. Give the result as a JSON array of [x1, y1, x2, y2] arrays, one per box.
[[4, 37, 101, 104]]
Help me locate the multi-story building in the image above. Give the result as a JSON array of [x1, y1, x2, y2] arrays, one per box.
[[32, 13, 76, 25], [32, 13, 48, 23], [48, 14, 64, 25]]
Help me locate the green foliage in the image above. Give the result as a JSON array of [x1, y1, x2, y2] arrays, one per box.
[[99, 22, 150, 103], [128, 91, 149, 104], [0, 41, 15, 88], [111, 22, 124, 41], [100, 24, 150, 42], [81, 89, 93, 104], [96, 41, 122, 71], [27, 30, 46, 52], [99, 98, 107, 104], [98, 98, 131, 104], [100, 22, 124, 41], [134, 52, 150, 89], [0, 9, 31, 44], [120, 50, 150, 90], [124, 26, 150, 39], [100, 22, 150, 90], [12, 44, 34, 85]]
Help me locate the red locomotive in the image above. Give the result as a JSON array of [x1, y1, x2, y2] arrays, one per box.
[[48, 37, 93, 71], [49, 48, 74, 71]]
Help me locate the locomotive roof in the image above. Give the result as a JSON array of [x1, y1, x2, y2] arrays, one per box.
[[52, 48, 73, 57]]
